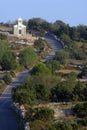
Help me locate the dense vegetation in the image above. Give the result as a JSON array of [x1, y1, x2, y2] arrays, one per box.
[[0, 35, 18, 71], [19, 47, 38, 68], [12, 57, 87, 112], [34, 38, 46, 52], [0, 33, 7, 40], [27, 18, 87, 61], [26, 107, 54, 121], [12, 62, 87, 130], [27, 18, 87, 41], [81, 63, 87, 77], [45, 60, 61, 74], [48, 121, 87, 130], [31, 62, 51, 76], [12, 71, 87, 105], [73, 103, 87, 118]]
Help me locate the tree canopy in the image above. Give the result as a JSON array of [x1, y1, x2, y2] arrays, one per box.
[[0, 40, 9, 62], [1, 52, 18, 71], [34, 38, 46, 52], [45, 60, 61, 73], [19, 47, 38, 68], [31, 62, 51, 75], [73, 103, 87, 118], [55, 50, 69, 64], [0, 34, 7, 40], [12, 80, 36, 105], [81, 63, 87, 77]]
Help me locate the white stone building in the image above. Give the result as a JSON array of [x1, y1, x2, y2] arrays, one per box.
[[13, 18, 26, 37]]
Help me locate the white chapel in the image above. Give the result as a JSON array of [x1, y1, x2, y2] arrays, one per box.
[[13, 18, 26, 37]]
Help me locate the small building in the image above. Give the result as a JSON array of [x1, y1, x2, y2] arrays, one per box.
[[13, 18, 26, 37]]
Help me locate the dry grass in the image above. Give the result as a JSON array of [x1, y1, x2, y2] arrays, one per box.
[[76, 41, 83, 47], [0, 26, 12, 31], [69, 59, 87, 64], [56, 69, 81, 74]]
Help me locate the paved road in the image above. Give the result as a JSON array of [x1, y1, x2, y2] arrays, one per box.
[[0, 70, 29, 130], [44, 33, 63, 60], [45, 33, 63, 51], [0, 85, 18, 130], [10, 70, 29, 86]]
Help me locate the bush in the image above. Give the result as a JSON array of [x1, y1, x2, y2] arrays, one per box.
[[10, 71, 15, 77], [34, 107, 54, 121], [73, 103, 87, 118], [30, 120, 51, 130], [49, 122, 73, 130], [0, 79, 5, 89], [55, 50, 69, 64], [78, 117, 87, 126], [26, 107, 54, 122], [34, 38, 46, 52], [0, 34, 7, 40], [3, 73, 12, 84], [31, 62, 51, 75], [0, 79, 5, 85], [12, 83, 36, 105], [19, 47, 38, 68]]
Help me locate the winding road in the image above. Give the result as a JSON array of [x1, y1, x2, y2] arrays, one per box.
[[0, 85, 18, 130], [45, 33, 63, 60], [0, 71, 29, 130], [0, 34, 63, 130]]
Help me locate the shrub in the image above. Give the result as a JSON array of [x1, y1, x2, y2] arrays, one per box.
[[3, 73, 12, 84]]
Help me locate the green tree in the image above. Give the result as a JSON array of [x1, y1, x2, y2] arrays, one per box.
[[26, 74, 60, 91], [0, 40, 9, 62], [71, 122, 79, 130], [59, 122, 73, 130], [19, 47, 37, 68], [73, 82, 86, 101], [3, 73, 12, 84], [73, 103, 87, 118], [31, 62, 51, 75], [68, 42, 86, 60], [53, 20, 69, 37], [34, 38, 46, 52], [27, 18, 53, 35], [77, 25, 87, 40], [49, 122, 73, 130], [80, 117, 87, 126], [35, 84, 50, 101], [0, 34, 7, 40], [81, 63, 87, 77], [1, 52, 18, 71], [45, 60, 61, 73], [34, 107, 54, 121], [55, 50, 69, 64], [41, 20, 53, 32], [60, 34, 71, 46], [27, 18, 42, 31], [12, 81, 36, 105], [51, 81, 75, 102]]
